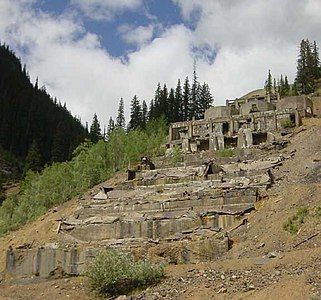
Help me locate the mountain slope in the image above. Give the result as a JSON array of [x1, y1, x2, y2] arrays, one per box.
[[0, 44, 87, 164]]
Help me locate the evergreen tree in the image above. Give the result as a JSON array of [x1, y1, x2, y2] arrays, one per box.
[[24, 140, 42, 173], [160, 84, 168, 121], [153, 83, 162, 119], [168, 88, 175, 123], [148, 99, 155, 121], [198, 83, 214, 119], [182, 77, 190, 121], [51, 121, 70, 162], [283, 76, 290, 96], [142, 100, 148, 128], [265, 69, 273, 95], [116, 98, 126, 129], [175, 79, 183, 122], [312, 41, 321, 79], [90, 113, 102, 143], [106, 117, 115, 141], [273, 78, 277, 94], [128, 95, 142, 131], [190, 61, 200, 119]]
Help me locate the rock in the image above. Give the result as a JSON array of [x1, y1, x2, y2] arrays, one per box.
[[115, 296, 127, 300], [248, 284, 255, 290], [217, 287, 227, 294], [256, 242, 265, 249], [267, 251, 277, 258], [220, 274, 226, 280]]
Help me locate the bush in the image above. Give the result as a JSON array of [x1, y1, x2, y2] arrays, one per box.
[[171, 145, 183, 165], [283, 207, 308, 235], [86, 249, 164, 296], [281, 119, 294, 129]]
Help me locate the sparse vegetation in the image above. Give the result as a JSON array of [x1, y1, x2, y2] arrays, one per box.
[[0, 119, 167, 236], [216, 148, 235, 157], [315, 206, 321, 218], [171, 145, 183, 165], [86, 249, 164, 297], [281, 119, 294, 129], [283, 207, 309, 235]]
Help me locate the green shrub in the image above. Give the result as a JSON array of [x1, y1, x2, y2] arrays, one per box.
[[171, 145, 183, 165], [86, 249, 164, 296], [315, 206, 321, 218], [283, 207, 308, 235], [281, 118, 294, 129]]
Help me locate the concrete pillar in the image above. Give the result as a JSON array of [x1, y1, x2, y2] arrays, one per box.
[[188, 123, 193, 138], [244, 128, 253, 147], [169, 125, 173, 141], [217, 134, 225, 150], [237, 128, 245, 148]]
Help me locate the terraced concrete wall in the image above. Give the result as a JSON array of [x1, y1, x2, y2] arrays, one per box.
[[6, 246, 90, 279]]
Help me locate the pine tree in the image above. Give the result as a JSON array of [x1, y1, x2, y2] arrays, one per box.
[[160, 84, 168, 121], [116, 98, 126, 129], [128, 95, 142, 131], [148, 99, 155, 121], [198, 83, 214, 119], [153, 83, 162, 119], [273, 78, 277, 94], [312, 41, 321, 79], [283, 76, 290, 96], [90, 113, 102, 143], [51, 121, 70, 162], [142, 100, 148, 128], [175, 79, 183, 122], [265, 69, 273, 95], [168, 88, 175, 123], [24, 140, 42, 173], [106, 117, 115, 141], [190, 61, 200, 119], [182, 77, 190, 121]]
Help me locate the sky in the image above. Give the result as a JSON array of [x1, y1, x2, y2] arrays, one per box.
[[1, 0, 321, 128]]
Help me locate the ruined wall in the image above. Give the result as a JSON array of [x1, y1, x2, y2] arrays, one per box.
[[312, 97, 321, 117], [276, 96, 313, 116], [205, 106, 230, 120]]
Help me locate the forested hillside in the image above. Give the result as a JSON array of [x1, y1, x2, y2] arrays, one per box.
[[0, 44, 87, 166]]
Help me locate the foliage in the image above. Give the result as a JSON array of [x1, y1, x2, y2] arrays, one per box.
[[0, 44, 86, 164], [116, 98, 126, 129], [281, 119, 294, 129], [171, 145, 183, 166], [90, 113, 102, 143], [0, 123, 167, 236], [86, 249, 164, 297], [296, 39, 321, 94], [23, 140, 43, 174], [315, 206, 321, 218], [265, 69, 273, 95], [283, 207, 308, 235], [216, 148, 235, 157]]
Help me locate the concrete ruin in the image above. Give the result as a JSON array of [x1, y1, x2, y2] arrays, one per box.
[[168, 94, 314, 153]]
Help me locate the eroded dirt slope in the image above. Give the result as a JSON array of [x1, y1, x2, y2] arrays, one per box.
[[1, 119, 321, 299]]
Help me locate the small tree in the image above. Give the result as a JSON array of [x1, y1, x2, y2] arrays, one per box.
[[24, 140, 42, 174], [90, 113, 102, 143], [116, 98, 126, 129], [265, 69, 273, 95]]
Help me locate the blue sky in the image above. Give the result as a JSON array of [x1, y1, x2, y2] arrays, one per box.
[[1, 0, 321, 126], [39, 0, 184, 57]]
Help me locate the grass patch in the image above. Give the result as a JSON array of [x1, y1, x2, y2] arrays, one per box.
[[86, 249, 164, 297], [315, 206, 321, 218], [216, 148, 235, 157], [283, 207, 309, 235]]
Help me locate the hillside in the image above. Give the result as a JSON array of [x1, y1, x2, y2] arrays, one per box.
[[0, 44, 87, 165], [0, 118, 321, 299]]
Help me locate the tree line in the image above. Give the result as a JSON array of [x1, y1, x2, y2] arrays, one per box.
[[264, 39, 321, 97], [89, 63, 214, 143], [0, 44, 87, 172]]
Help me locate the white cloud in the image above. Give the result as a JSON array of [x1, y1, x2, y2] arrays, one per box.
[[1, 0, 321, 129], [118, 24, 159, 47], [70, 0, 142, 20]]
